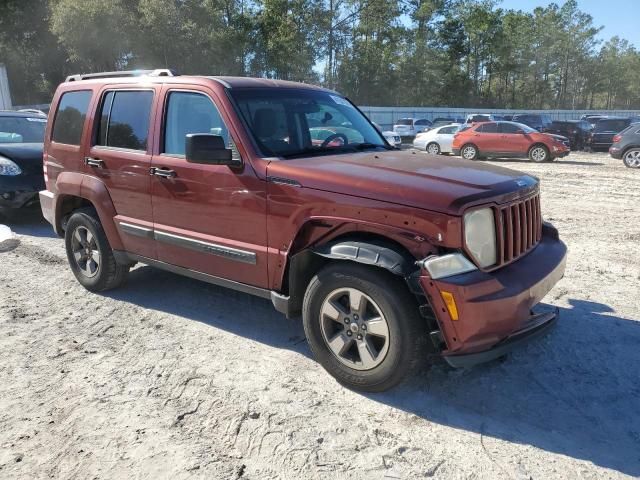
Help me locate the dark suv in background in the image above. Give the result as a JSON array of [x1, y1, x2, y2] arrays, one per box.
[[511, 113, 553, 133], [609, 122, 640, 168], [548, 120, 592, 150], [587, 117, 632, 151]]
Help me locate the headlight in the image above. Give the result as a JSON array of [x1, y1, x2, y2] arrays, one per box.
[[419, 253, 477, 279], [464, 207, 497, 267], [0, 155, 22, 176]]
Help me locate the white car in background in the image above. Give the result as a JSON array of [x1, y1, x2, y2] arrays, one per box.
[[392, 118, 432, 137], [373, 123, 402, 148], [413, 123, 462, 154]]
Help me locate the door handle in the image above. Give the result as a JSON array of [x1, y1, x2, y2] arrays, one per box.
[[84, 157, 104, 168], [150, 167, 176, 178]]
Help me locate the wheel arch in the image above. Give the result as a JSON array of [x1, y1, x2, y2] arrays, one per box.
[[54, 173, 124, 250], [276, 230, 426, 319]]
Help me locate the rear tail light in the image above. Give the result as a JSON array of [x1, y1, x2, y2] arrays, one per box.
[[612, 134, 622, 143]]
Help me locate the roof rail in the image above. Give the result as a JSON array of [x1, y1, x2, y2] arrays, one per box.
[[65, 69, 177, 82]]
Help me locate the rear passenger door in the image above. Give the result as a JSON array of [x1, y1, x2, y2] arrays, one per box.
[[149, 86, 268, 289], [85, 87, 159, 259]]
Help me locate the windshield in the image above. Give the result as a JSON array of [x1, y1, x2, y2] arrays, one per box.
[[230, 88, 387, 158], [0, 116, 47, 143]]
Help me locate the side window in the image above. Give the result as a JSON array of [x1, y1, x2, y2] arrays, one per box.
[[478, 123, 498, 133], [439, 126, 455, 134], [164, 91, 229, 155], [500, 123, 522, 134], [52, 90, 92, 145], [97, 90, 153, 151]]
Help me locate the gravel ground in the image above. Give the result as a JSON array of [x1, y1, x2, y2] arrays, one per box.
[[0, 152, 639, 479]]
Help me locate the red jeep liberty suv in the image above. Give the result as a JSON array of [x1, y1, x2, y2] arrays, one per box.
[[40, 70, 567, 391]]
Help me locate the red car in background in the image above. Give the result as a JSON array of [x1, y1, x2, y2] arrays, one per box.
[[452, 121, 570, 162]]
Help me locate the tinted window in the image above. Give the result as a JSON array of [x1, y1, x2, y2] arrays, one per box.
[[396, 118, 413, 125], [97, 91, 153, 150], [0, 116, 46, 143], [594, 119, 629, 133], [415, 119, 431, 125], [439, 126, 457, 134], [164, 92, 229, 155], [52, 90, 92, 145], [478, 123, 498, 133], [500, 122, 524, 134]]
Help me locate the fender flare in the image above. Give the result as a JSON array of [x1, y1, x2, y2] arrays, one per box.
[[54, 173, 124, 250], [311, 239, 416, 276], [275, 239, 419, 319]]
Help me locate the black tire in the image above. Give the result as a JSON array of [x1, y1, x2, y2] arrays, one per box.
[[426, 142, 441, 155], [460, 143, 479, 160], [64, 207, 129, 292], [528, 144, 550, 162], [302, 262, 427, 392]]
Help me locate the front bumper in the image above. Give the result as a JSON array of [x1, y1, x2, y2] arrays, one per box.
[[420, 224, 567, 367], [0, 174, 45, 208], [442, 308, 558, 367]]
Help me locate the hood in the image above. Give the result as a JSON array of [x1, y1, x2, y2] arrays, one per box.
[[0, 143, 44, 174], [544, 133, 568, 142], [267, 149, 538, 215]]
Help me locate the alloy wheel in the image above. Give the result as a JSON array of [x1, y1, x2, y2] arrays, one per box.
[[70, 226, 101, 278], [319, 287, 390, 371], [462, 145, 476, 159], [624, 149, 640, 168], [427, 143, 440, 155], [531, 146, 548, 162]]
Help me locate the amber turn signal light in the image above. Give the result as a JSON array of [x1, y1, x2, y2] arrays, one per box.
[[440, 291, 459, 321]]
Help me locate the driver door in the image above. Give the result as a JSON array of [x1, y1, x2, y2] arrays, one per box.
[[499, 122, 531, 155], [150, 86, 269, 288]]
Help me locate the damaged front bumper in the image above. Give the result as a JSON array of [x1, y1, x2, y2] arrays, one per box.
[[419, 223, 567, 367]]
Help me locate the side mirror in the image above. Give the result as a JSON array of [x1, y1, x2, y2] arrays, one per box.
[[185, 134, 235, 165]]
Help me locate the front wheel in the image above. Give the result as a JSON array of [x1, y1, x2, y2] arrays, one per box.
[[623, 148, 640, 168], [529, 145, 550, 162], [302, 263, 426, 392], [65, 208, 129, 292], [426, 142, 441, 155]]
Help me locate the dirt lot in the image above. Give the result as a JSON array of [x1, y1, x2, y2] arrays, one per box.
[[0, 152, 639, 479]]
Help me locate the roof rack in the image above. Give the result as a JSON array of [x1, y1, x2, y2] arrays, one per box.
[[65, 69, 177, 82]]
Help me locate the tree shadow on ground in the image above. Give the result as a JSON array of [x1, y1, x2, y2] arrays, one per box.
[[106, 265, 640, 476]]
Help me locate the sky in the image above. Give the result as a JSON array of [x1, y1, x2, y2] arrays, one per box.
[[499, 0, 640, 48]]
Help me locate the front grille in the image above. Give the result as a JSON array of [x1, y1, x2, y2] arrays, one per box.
[[496, 193, 542, 266]]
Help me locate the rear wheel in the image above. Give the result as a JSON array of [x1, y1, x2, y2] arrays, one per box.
[[65, 208, 129, 292], [461, 144, 479, 160], [623, 148, 640, 168], [302, 263, 426, 392], [529, 144, 550, 162], [426, 142, 441, 155]]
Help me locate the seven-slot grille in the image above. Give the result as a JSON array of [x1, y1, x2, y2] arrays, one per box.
[[496, 193, 542, 266]]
